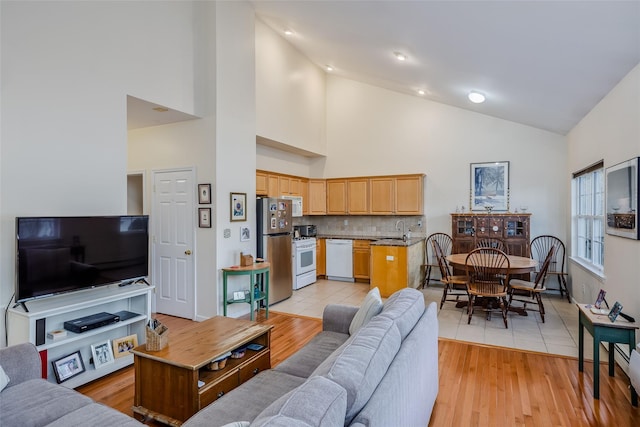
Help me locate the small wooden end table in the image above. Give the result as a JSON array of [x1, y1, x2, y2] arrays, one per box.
[[577, 303, 638, 405], [132, 316, 272, 425], [222, 262, 270, 320]]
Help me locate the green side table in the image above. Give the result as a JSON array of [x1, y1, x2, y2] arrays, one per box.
[[577, 303, 638, 405], [222, 262, 270, 321]]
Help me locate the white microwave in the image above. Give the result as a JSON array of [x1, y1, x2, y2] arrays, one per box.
[[281, 196, 303, 217]]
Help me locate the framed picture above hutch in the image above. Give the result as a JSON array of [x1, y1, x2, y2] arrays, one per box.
[[606, 157, 639, 240]]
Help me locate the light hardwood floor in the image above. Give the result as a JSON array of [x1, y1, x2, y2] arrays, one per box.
[[77, 311, 639, 426]]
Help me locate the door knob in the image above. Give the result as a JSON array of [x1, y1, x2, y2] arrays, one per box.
[[185, 250, 192, 255]]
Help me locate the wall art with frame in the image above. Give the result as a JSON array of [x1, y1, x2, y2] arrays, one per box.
[[52, 351, 85, 383], [230, 192, 247, 222], [470, 161, 510, 211], [199, 208, 212, 228], [198, 183, 212, 204], [606, 156, 639, 240]]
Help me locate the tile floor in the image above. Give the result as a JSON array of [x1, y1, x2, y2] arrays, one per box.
[[271, 279, 604, 360]]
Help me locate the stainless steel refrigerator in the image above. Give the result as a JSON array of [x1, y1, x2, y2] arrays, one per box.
[[256, 197, 293, 304]]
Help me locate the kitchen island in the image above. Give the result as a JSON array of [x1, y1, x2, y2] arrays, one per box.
[[370, 237, 424, 297]]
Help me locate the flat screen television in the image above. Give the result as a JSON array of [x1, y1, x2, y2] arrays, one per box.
[[16, 215, 149, 303]]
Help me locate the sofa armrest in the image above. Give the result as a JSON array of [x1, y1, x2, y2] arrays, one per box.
[[0, 342, 42, 387], [322, 304, 359, 334]]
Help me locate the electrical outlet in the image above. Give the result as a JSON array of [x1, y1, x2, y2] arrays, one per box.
[[417, 220, 422, 227], [344, 219, 348, 226], [386, 255, 394, 261]]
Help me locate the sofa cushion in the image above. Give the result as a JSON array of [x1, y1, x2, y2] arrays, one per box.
[[349, 287, 383, 335], [0, 366, 9, 391], [274, 331, 349, 378], [182, 370, 306, 427], [311, 315, 401, 425], [350, 302, 437, 427], [252, 376, 347, 427], [379, 288, 425, 339], [45, 403, 143, 427], [0, 378, 93, 427]]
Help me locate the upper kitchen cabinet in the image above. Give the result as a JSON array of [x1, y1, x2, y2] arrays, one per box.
[[301, 178, 309, 215], [347, 179, 369, 215], [370, 174, 424, 215], [279, 176, 302, 196], [308, 179, 327, 215], [326, 179, 347, 215], [395, 175, 424, 215], [256, 171, 268, 196]]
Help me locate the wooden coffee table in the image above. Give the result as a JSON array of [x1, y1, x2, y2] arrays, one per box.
[[131, 316, 272, 426]]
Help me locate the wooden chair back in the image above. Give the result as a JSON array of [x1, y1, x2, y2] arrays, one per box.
[[425, 233, 453, 265], [475, 237, 507, 254], [465, 248, 510, 296], [530, 235, 565, 275]]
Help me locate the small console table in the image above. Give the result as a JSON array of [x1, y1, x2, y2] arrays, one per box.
[[222, 262, 270, 320], [577, 303, 638, 404]]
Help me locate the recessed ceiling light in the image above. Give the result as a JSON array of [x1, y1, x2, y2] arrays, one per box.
[[394, 51, 407, 61], [417, 90, 425, 96], [468, 91, 486, 103], [284, 29, 293, 36], [326, 65, 334, 72], [152, 106, 169, 112]]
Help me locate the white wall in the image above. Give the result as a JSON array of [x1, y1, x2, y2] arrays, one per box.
[[214, 1, 257, 319], [567, 64, 640, 316], [0, 1, 201, 344], [318, 77, 568, 238], [255, 19, 326, 155]]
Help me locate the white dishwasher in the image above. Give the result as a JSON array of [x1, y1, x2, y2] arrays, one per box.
[[326, 239, 354, 282]]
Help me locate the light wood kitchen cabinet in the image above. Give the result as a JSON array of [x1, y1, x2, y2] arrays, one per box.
[[301, 178, 309, 215], [370, 177, 395, 214], [352, 240, 371, 282], [256, 171, 268, 196], [278, 176, 291, 196], [316, 238, 326, 277], [347, 179, 369, 215], [326, 179, 347, 215], [369, 175, 424, 215], [308, 179, 327, 215], [395, 175, 423, 214], [267, 175, 279, 197]]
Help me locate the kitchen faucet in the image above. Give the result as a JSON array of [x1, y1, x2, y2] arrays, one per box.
[[396, 220, 406, 241]]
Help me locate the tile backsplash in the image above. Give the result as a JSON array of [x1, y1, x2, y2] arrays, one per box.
[[293, 215, 426, 239]]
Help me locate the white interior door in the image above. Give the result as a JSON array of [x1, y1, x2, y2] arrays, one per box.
[[152, 169, 195, 319]]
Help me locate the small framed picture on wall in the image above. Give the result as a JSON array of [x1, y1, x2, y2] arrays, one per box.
[[199, 208, 212, 228], [198, 184, 212, 204]]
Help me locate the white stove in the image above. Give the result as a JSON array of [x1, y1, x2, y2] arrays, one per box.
[[292, 237, 317, 290]]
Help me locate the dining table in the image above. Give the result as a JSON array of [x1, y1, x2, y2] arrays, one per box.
[[445, 253, 538, 275], [445, 252, 538, 316]]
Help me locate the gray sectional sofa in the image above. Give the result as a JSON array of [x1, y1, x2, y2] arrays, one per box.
[[0, 287, 438, 427], [184, 287, 439, 426], [0, 342, 142, 427]]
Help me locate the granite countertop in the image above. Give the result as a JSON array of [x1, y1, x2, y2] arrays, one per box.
[[317, 235, 424, 247]]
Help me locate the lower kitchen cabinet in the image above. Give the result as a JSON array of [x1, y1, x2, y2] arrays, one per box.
[[352, 240, 370, 282], [370, 241, 423, 298]]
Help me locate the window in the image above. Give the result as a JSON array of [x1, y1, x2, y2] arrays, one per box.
[[571, 161, 604, 272]]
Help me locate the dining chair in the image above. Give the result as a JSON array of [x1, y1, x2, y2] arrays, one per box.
[[508, 246, 554, 322], [529, 235, 569, 302], [465, 248, 511, 328], [432, 240, 469, 309], [422, 232, 453, 288], [475, 237, 507, 253]]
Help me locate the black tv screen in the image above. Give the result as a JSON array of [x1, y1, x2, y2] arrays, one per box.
[[16, 216, 149, 302]]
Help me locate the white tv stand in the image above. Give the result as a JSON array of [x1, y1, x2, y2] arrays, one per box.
[[8, 282, 154, 388]]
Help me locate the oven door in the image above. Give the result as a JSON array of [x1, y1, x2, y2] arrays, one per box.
[[295, 242, 317, 276]]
